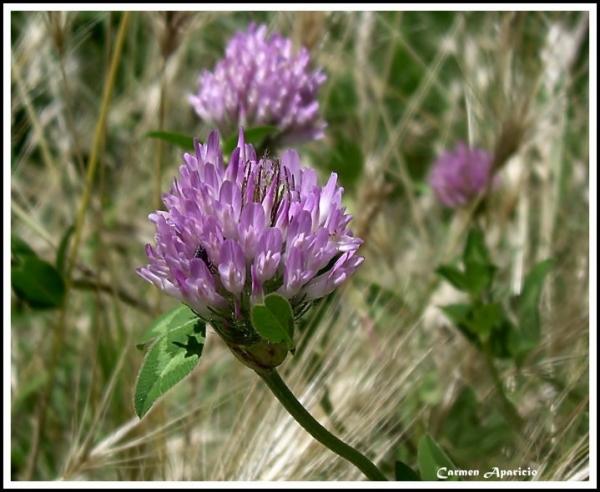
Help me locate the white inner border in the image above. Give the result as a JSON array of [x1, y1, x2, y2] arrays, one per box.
[[3, 2, 597, 489]]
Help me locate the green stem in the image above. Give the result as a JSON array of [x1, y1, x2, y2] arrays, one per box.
[[65, 11, 131, 279], [257, 368, 388, 481]]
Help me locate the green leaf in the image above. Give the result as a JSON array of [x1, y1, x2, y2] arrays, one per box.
[[324, 74, 357, 123], [440, 303, 471, 326], [417, 434, 458, 481], [517, 259, 553, 328], [172, 333, 206, 358], [11, 235, 38, 258], [441, 302, 511, 353], [440, 303, 482, 349], [136, 304, 197, 350], [444, 386, 513, 460], [251, 293, 294, 347], [488, 318, 516, 359], [463, 227, 490, 266], [325, 133, 364, 188], [55, 225, 74, 274], [134, 318, 205, 418], [458, 227, 496, 296], [509, 259, 553, 358], [222, 125, 279, 156], [470, 302, 505, 342], [463, 261, 496, 296], [11, 256, 66, 309], [146, 131, 194, 150], [395, 461, 420, 481], [436, 265, 468, 291], [437, 229, 496, 296], [444, 387, 480, 447]]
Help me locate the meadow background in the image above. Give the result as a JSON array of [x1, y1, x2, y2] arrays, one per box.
[[10, 10, 590, 481]]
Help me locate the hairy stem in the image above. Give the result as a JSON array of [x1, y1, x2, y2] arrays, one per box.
[[257, 368, 388, 481]]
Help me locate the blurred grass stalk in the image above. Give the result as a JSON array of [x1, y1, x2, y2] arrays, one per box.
[[9, 10, 589, 481], [22, 12, 131, 480]]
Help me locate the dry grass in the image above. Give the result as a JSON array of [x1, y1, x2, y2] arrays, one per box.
[[9, 10, 590, 481]]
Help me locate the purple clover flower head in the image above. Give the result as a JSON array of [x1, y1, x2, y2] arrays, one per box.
[[428, 142, 495, 208], [189, 23, 326, 145], [137, 129, 363, 346]]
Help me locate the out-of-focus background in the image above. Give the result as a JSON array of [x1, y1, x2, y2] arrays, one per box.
[[10, 11, 590, 481]]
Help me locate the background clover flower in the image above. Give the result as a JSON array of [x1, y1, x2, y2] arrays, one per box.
[[189, 23, 326, 144], [428, 142, 495, 208], [137, 129, 363, 345]]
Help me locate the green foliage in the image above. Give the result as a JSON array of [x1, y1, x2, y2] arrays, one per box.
[[417, 434, 457, 481], [251, 293, 295, 348], [322, 132, 364, 188], [323, 73, 357, 124], [222, 125, 279, 156], [55, 225, 75, 275], [134, 312, 206, 418], [9, 10, 589, 481], [146, 130, 194, 150], [147, 126, 281, 158], [436, 266, 470, 292], [463, 228, 491, 265], [11, 235, 66, 309], [318, 72, 364, 188], [436, 227, 552, 362], [136, 304, 198, 350], [443, 387, 512, 463], [394, 460, 420, 481], [172, 332, 206, 358], [12, 256, 66, 309], [11, 235, 37, 258], [441, 302, 511, 355], [436, 228, 496, 297], [508, 259, 554, 361]]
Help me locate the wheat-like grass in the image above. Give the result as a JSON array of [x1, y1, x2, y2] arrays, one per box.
[[9, 10, 590, 482]]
